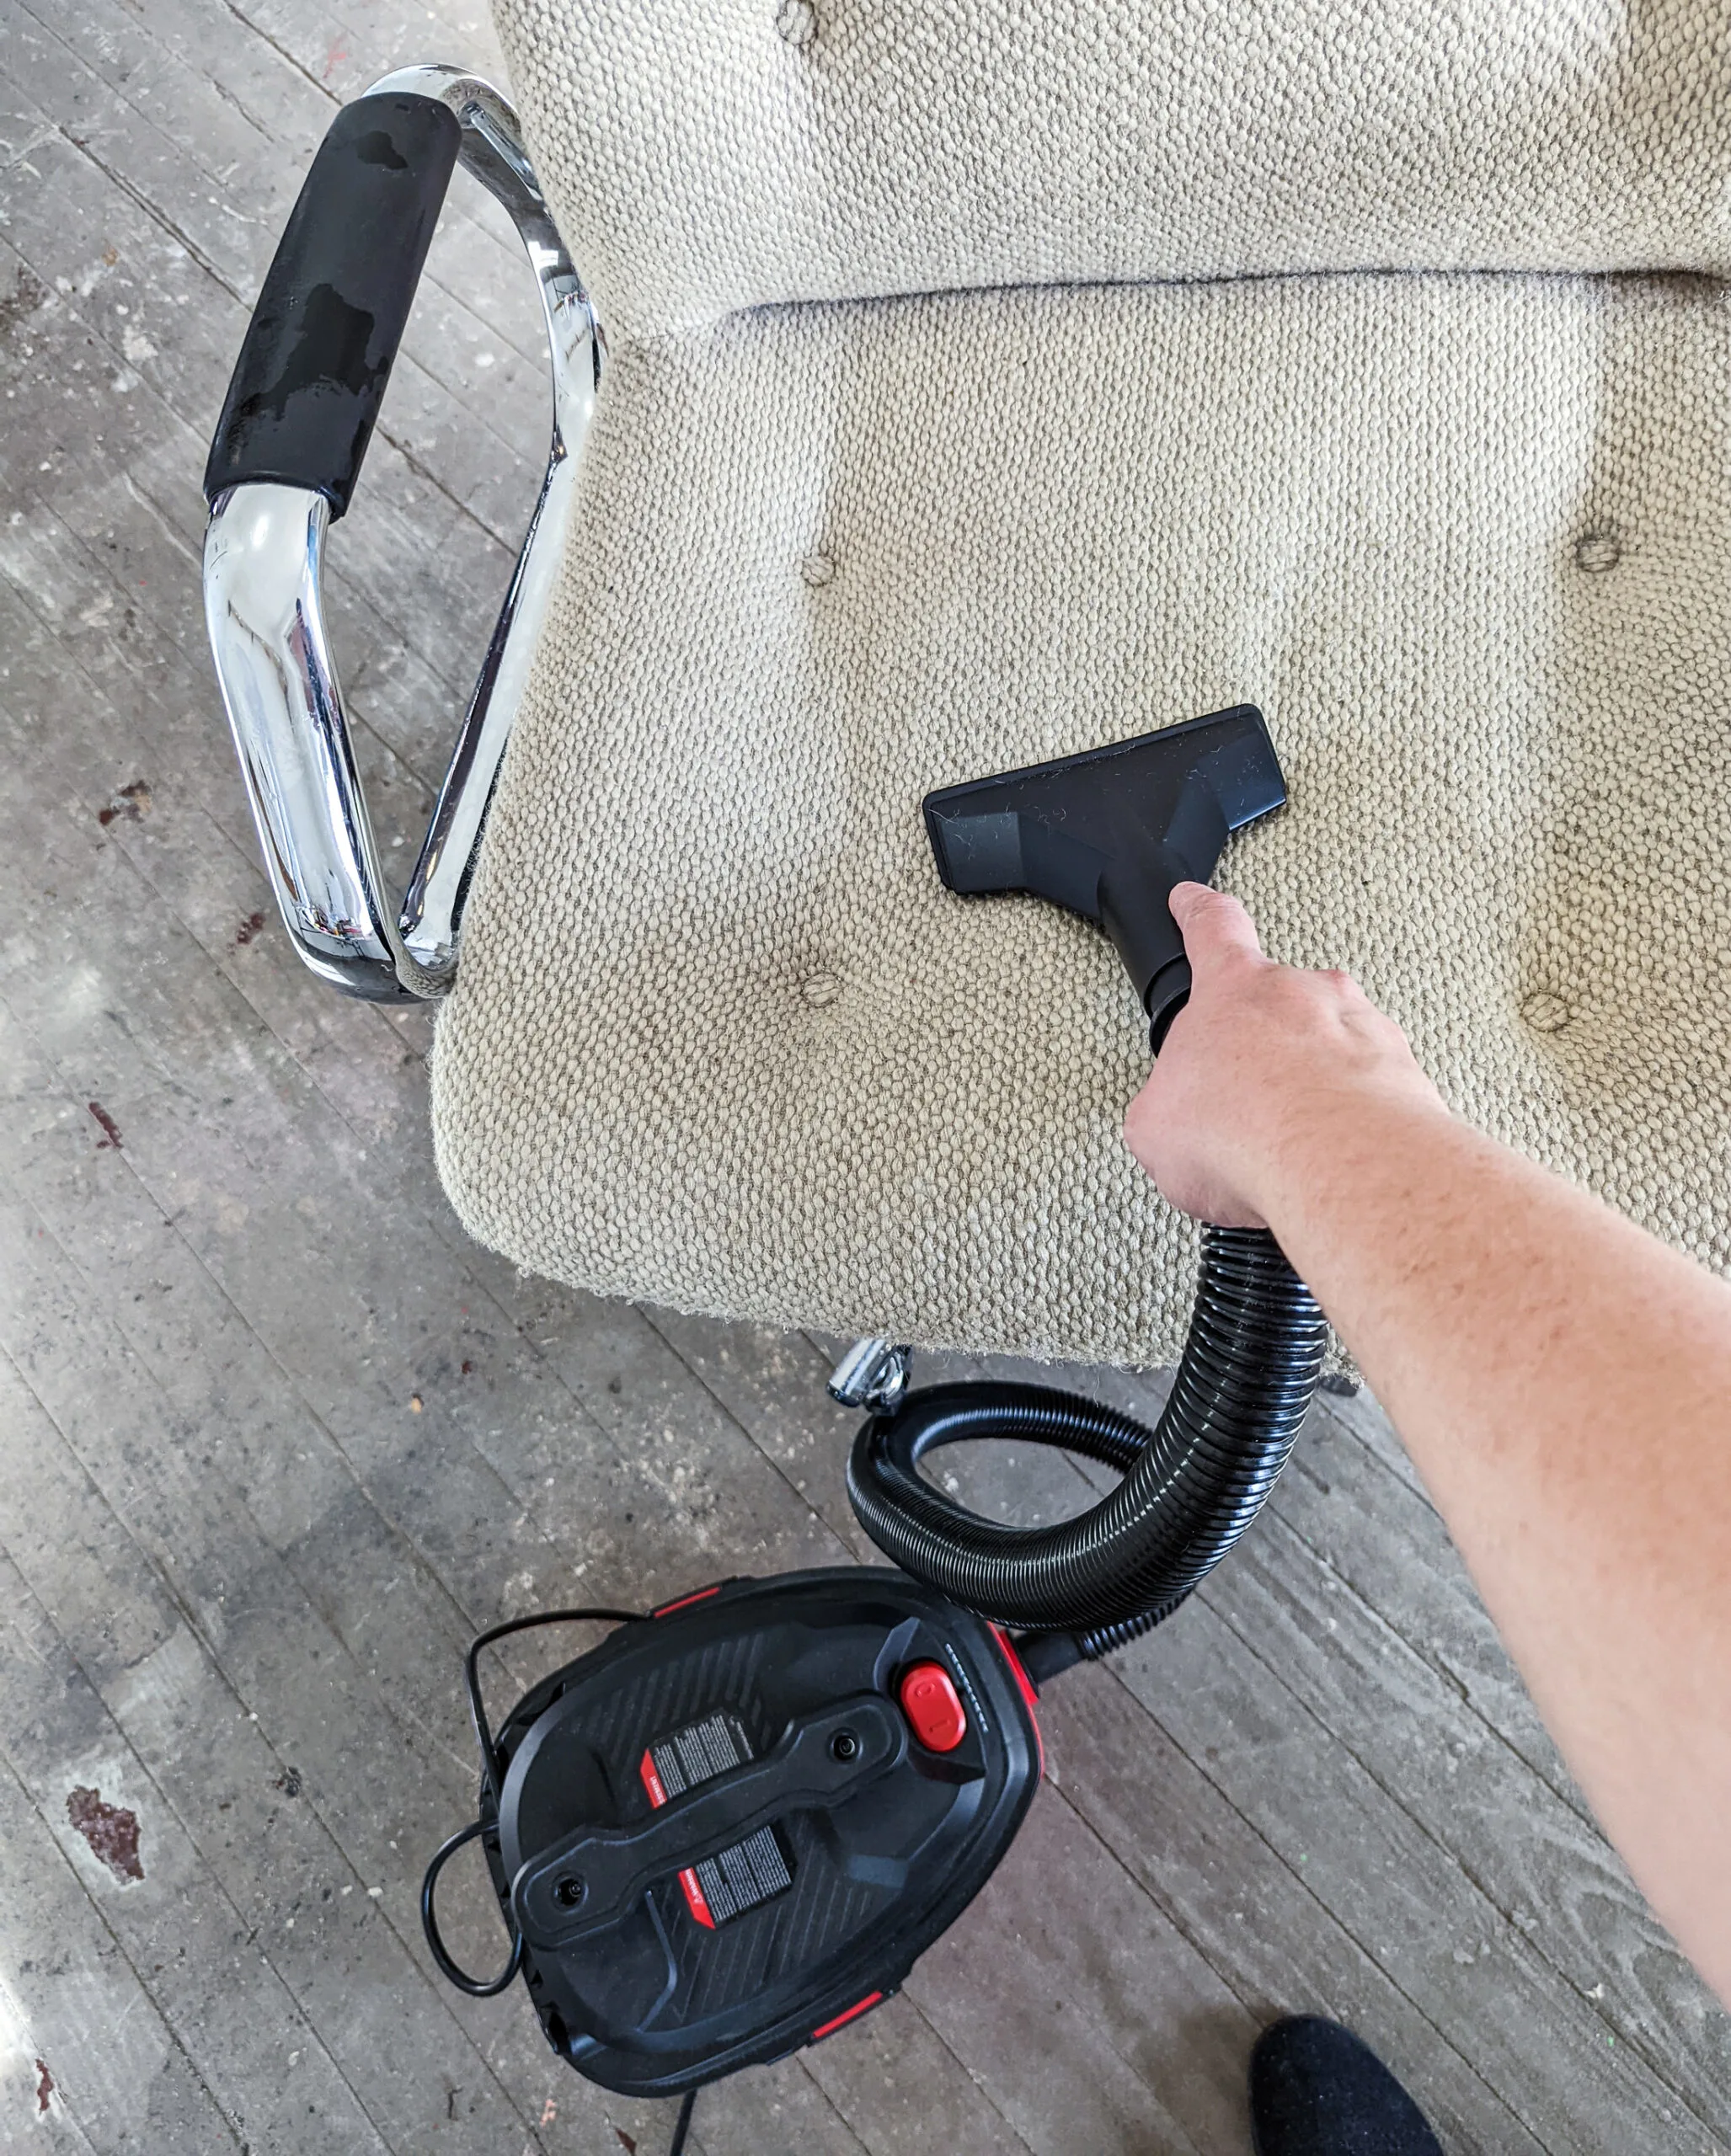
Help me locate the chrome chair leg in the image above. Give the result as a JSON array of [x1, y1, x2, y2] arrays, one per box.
[[827, 1339, 912, 1412]]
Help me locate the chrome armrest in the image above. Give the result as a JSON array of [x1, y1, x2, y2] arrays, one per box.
[[201, 67, 598, 1001]]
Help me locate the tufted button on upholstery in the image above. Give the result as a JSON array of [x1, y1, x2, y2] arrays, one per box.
[[1522, 992, 1573, 1034], [775, 0, 817, 48]]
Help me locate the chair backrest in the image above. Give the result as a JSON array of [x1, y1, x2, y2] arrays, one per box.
[[497, 0, 1731, 336]]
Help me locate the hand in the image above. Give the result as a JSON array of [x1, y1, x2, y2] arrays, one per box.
[[1123, 884, 1446, 1228]]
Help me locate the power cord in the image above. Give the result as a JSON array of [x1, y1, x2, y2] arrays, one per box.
[[423, 1608, 708, 2154], [667, 2086, 697, 2156], [421, 1608, 638, 1995]]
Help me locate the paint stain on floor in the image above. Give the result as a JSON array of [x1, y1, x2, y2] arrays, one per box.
[[97, 778, 152, 827], [67, 1785, 144, 1881], [34, 2059, 53, 2115]]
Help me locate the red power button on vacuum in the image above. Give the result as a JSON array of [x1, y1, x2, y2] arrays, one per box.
[[899, 1662, 968, 1752]]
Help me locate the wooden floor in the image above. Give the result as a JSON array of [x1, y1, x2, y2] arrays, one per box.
[[1, 2, 1727, 2149]]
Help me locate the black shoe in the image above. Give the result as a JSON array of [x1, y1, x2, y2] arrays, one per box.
[[1249, 2016, 1445, 2155]]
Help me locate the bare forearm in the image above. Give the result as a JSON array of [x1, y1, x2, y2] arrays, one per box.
[[1259, 1087, 1731, 1481], [1254, 1093, 1731, 2005], [1125, 883, 1731, 2006]]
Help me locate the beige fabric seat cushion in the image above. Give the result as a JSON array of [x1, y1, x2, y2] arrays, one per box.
[[431, 3, 1731, 1367]]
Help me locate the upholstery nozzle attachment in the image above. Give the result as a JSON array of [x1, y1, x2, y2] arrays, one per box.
[[922, 705, 1285, 1047], [849, 706, 1320, 1657]]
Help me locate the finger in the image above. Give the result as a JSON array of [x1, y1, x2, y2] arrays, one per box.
[[1167, 882, 1265, 972]]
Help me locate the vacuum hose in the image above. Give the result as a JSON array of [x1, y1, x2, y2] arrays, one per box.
[[847, 1227, 1325, 1661]]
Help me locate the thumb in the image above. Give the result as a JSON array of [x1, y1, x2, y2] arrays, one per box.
[[1168, 882, 1265, 975]]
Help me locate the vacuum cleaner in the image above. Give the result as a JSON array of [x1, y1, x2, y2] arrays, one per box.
[[423, 706, 1327, 2149]]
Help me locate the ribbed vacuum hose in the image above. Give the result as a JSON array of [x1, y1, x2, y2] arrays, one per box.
[[846, 1227, 1326, 1657]]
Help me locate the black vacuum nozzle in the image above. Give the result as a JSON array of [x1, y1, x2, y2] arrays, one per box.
[[852, 705, 1319, 1652], [922, 704, 1285, 1048]]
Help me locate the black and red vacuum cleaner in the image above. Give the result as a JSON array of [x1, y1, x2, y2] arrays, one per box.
[[423, 707, 1328, 2149]]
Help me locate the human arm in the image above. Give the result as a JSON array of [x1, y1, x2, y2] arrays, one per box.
[[1123, 882, 1731, 2008]]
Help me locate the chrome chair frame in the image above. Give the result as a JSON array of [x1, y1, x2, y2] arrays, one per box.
[[200, 66, 903, 1398], [201, 66, 600, 1001]]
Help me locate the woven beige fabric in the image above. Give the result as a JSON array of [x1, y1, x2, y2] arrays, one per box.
[[494, 0, 1731, 336], [431, 4, 1731, 1367]]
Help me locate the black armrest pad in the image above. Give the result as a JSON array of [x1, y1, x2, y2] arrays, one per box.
[[204, 93, 462, 517]]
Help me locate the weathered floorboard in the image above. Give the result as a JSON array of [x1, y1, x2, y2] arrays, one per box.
[[0, 1649, 235, 2153]]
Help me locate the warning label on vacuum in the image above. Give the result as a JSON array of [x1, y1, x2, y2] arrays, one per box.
[[640, 1712, 792, 1929]]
